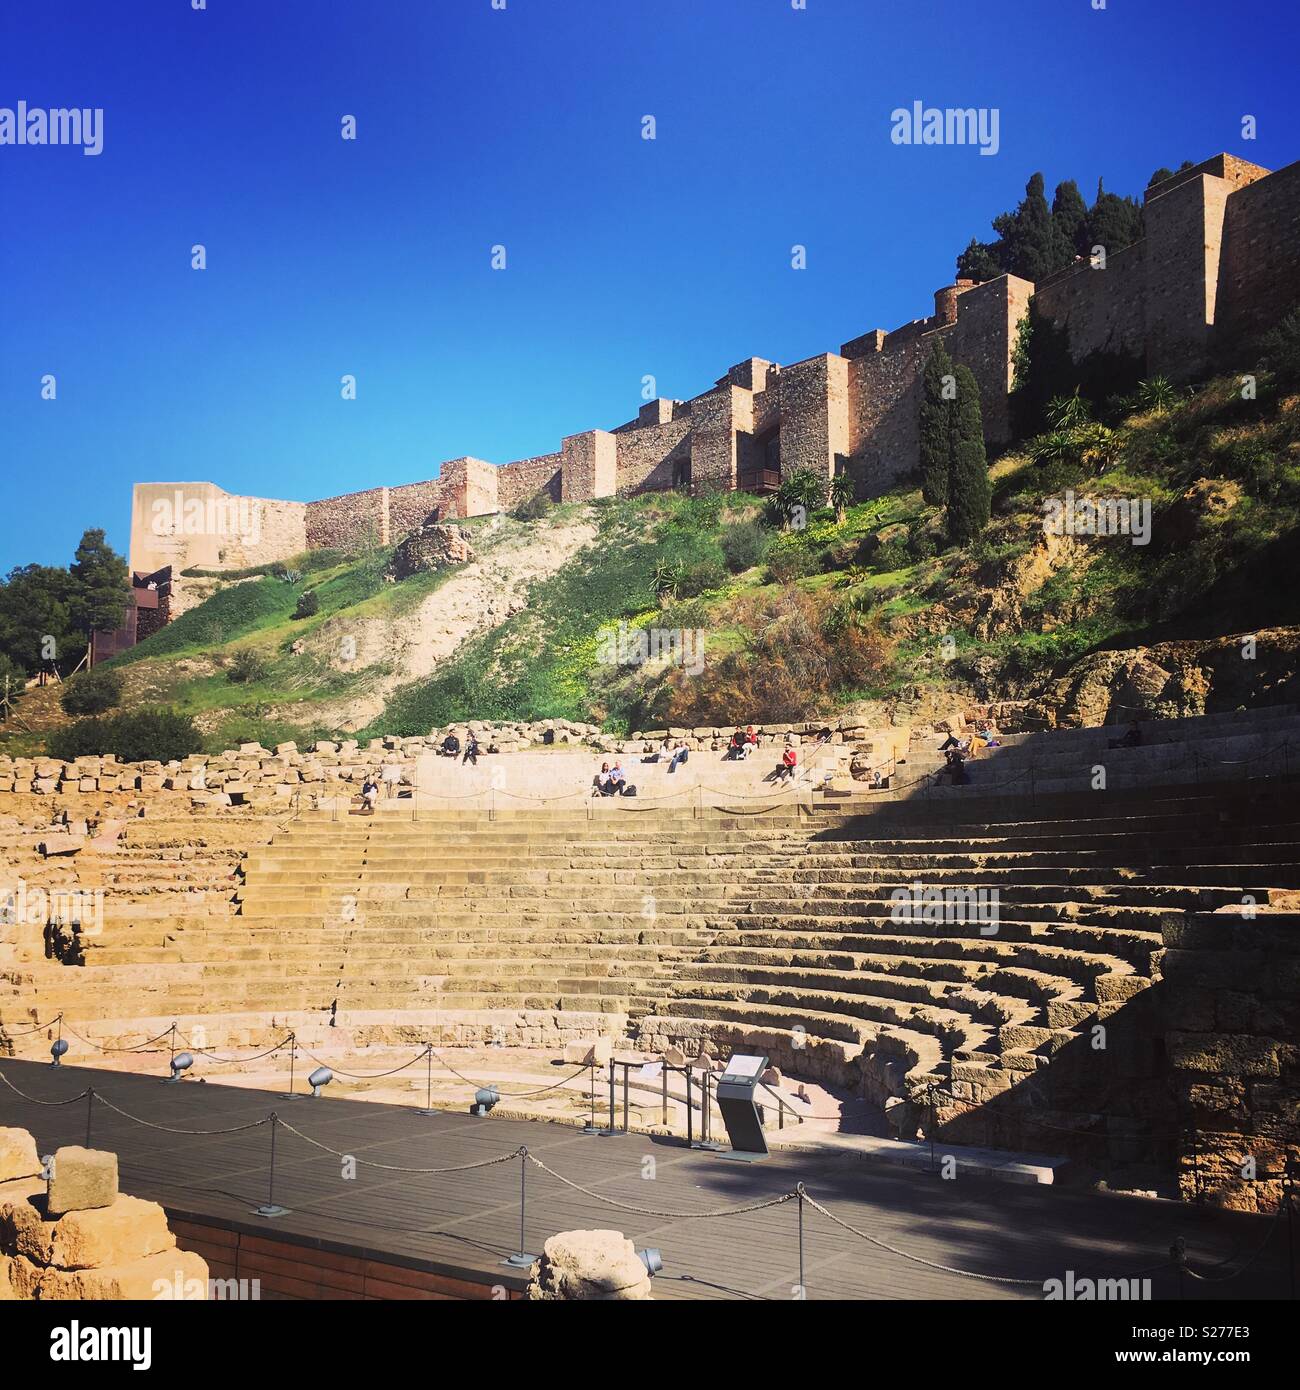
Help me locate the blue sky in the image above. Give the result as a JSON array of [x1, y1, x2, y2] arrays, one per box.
[[1, 0, 1296, 573]]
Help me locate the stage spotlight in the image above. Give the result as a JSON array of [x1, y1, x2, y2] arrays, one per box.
[[308, 1066, 333, 1098], [637, 1247, 663, 1278], [165, 1052, 194, 1084], [50, 1038, 68, 1068], [470, 1085, 499, 1116]]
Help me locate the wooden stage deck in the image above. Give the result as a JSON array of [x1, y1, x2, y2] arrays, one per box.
[[0, 1059, 1287, 1301]]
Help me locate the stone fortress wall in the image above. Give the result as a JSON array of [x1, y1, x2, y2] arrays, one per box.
[[129, 152, 1299, 602]]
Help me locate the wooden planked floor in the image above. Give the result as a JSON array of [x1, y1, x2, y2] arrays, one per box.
[[0, 1059, 1287, 1301]]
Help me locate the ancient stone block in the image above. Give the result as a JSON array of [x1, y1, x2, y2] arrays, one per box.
[[527, 1229, 652, 1301], [0, 1130, 40, 1184], [46, 1146, 118, 1217], [20, 1195, 176, 1270]]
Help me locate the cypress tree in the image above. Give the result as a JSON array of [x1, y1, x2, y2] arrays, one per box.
[[946, 365, 991, 546], [1051, 180, 1090, 257], [919, 341, 956, 506], [1011, 173, 1073, 282]]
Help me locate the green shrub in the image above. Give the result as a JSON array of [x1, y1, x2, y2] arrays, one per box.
[[767, 547, 820, 583], [112, 577, 298, 664], [0, 653, 28, 689], [676, 557, 727, 597], [719, 520, 770, 573], [226, 649, 269, 684], [293, 590, 320, 620], [49, 709, 202, 763], [60, 667, 123, 716], [511, 492, 554, 522]]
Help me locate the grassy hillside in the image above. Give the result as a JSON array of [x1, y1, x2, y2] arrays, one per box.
[[5, 356, 1298, 757]]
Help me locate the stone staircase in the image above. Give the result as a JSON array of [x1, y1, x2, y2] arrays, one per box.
[[3, 711, 1298, 1172]]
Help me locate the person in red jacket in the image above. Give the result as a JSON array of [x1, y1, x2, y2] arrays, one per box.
[[776, 745, 797, 784]]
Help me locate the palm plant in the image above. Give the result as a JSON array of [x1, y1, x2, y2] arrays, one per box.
[[828, 471, 856, 524]]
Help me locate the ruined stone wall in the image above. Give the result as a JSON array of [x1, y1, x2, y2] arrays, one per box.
[[387, 480, 450, 540], [1217, 158, 1300, 348], [847, 335, 926, 495], [1162, 911, 1300, 1213], [497, 453, 563, 510], [1033, 243, 1147, 368], [129, 483, 308, 617], [780, 354, 848, 481], [304, 485, 387, 550], [941, 274, 1034, 446], [132, 152, 1298, 589], [689, 386, 747, 490], [614, 417, 691, 493], [560, 432, 617, 503]]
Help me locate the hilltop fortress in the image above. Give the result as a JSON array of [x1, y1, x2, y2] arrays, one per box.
[[129, 152, 1299, 616]]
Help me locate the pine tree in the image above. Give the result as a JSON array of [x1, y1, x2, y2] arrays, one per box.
[[919, 342, 955, 506], [69, 529, 130, 639], [956, 237, 1004, 284], [946, 365, 991, 546], [1051, 180, 1090, 257]]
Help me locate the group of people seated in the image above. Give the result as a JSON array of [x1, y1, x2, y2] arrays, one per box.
[[936, 721, 1000, 786], [722, 726, 757, 760], [436, 731, 500, 764], [592, 761, 635, 796]]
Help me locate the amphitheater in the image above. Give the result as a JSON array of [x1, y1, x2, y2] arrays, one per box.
[[4, 705, 1298, 1249]]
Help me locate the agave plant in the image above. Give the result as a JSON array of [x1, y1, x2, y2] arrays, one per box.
[[1132, 376, 1181, 414], [1027, 429, 1079, 468], [1045, 389, 1092, 431]]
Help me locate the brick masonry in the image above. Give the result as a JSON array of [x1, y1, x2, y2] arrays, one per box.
[[130, 150, 1300, 588]]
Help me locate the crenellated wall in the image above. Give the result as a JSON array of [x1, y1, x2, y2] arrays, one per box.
[[131, 151, 1299, 603]]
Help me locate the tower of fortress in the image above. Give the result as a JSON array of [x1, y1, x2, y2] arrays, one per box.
[[130, 152, 1300, 610]]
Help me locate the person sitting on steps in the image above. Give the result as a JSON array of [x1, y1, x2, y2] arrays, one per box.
[[723, 728, 748, 760], [440, 731, 461, 758], [1110, 721, 1143, 750], [592, 762, 612, 796], [608, 761, 627, 794], [767, 745, 797, 784], [359, 775, 379, 815], [668, 741, 690, 773], [463, 732, 480, 766]]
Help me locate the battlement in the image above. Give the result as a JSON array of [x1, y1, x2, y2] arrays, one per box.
[[128, 151, 1299, 604]]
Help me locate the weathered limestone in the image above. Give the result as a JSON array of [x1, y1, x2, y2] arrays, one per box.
[[0, 1131, 207, 1301], [527, 1229, 653, 1301], [46, 1146, 118, 1217]]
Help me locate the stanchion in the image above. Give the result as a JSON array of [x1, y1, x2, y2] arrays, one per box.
[[796, 1182, 807, 1300], [253, 1113, 289, 1217], [415, 1043, 437, 1116], [581, 1061, 601, 1135], [279, 1032, 298, 1099], [84, 1087, 94, 1148], [502, 1147, 539, 1269], [596, 1058, 621, 1136], [1170, 1235, 1186, 1300]]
